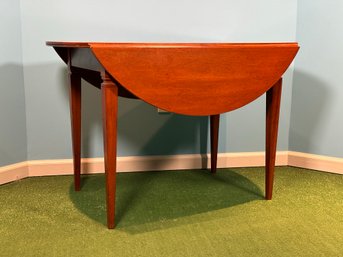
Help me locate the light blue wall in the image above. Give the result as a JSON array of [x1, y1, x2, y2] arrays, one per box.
[[0, 0, 27, 166], [2, 0, 341, 166], [290, 0, 343, 158], [19, 0, 297, 160]]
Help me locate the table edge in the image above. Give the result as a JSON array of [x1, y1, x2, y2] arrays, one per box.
[[46, 41, 299, 48]]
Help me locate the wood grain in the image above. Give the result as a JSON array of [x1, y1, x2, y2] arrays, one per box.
[[90, 43, 299, 115]]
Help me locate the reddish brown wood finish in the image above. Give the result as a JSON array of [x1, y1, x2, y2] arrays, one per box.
[[101, 72, 118, 229], [47, 41, 299, 115], [90, 43, 298, 115], [265, 79, 282, 200], [69, 67, 82, 191], [46, 41, 299, 229], [210, 115, 220, 173]]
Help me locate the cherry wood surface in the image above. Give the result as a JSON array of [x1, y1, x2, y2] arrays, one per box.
[[47, 42, 298, 115], [90, 43, 298, 115], [47, 41, 299, 229]]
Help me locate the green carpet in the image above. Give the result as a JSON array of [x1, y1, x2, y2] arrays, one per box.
[[0, 167, 342, 257]]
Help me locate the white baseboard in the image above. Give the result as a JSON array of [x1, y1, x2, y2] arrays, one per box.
[[0, 162, 28, 185], [288, 151, 343, 174], [0, 151, 341, 185], [27, 151, 288, 176]]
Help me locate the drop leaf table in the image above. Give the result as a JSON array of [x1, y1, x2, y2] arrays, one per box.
[[46, 42, 299, 229]]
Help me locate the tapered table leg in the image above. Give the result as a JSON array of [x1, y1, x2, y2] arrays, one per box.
[[210, 114, 220, 173], [265, 79, 282, 200], [101, 72, 118, 229], [69, 70, 81, 191]]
